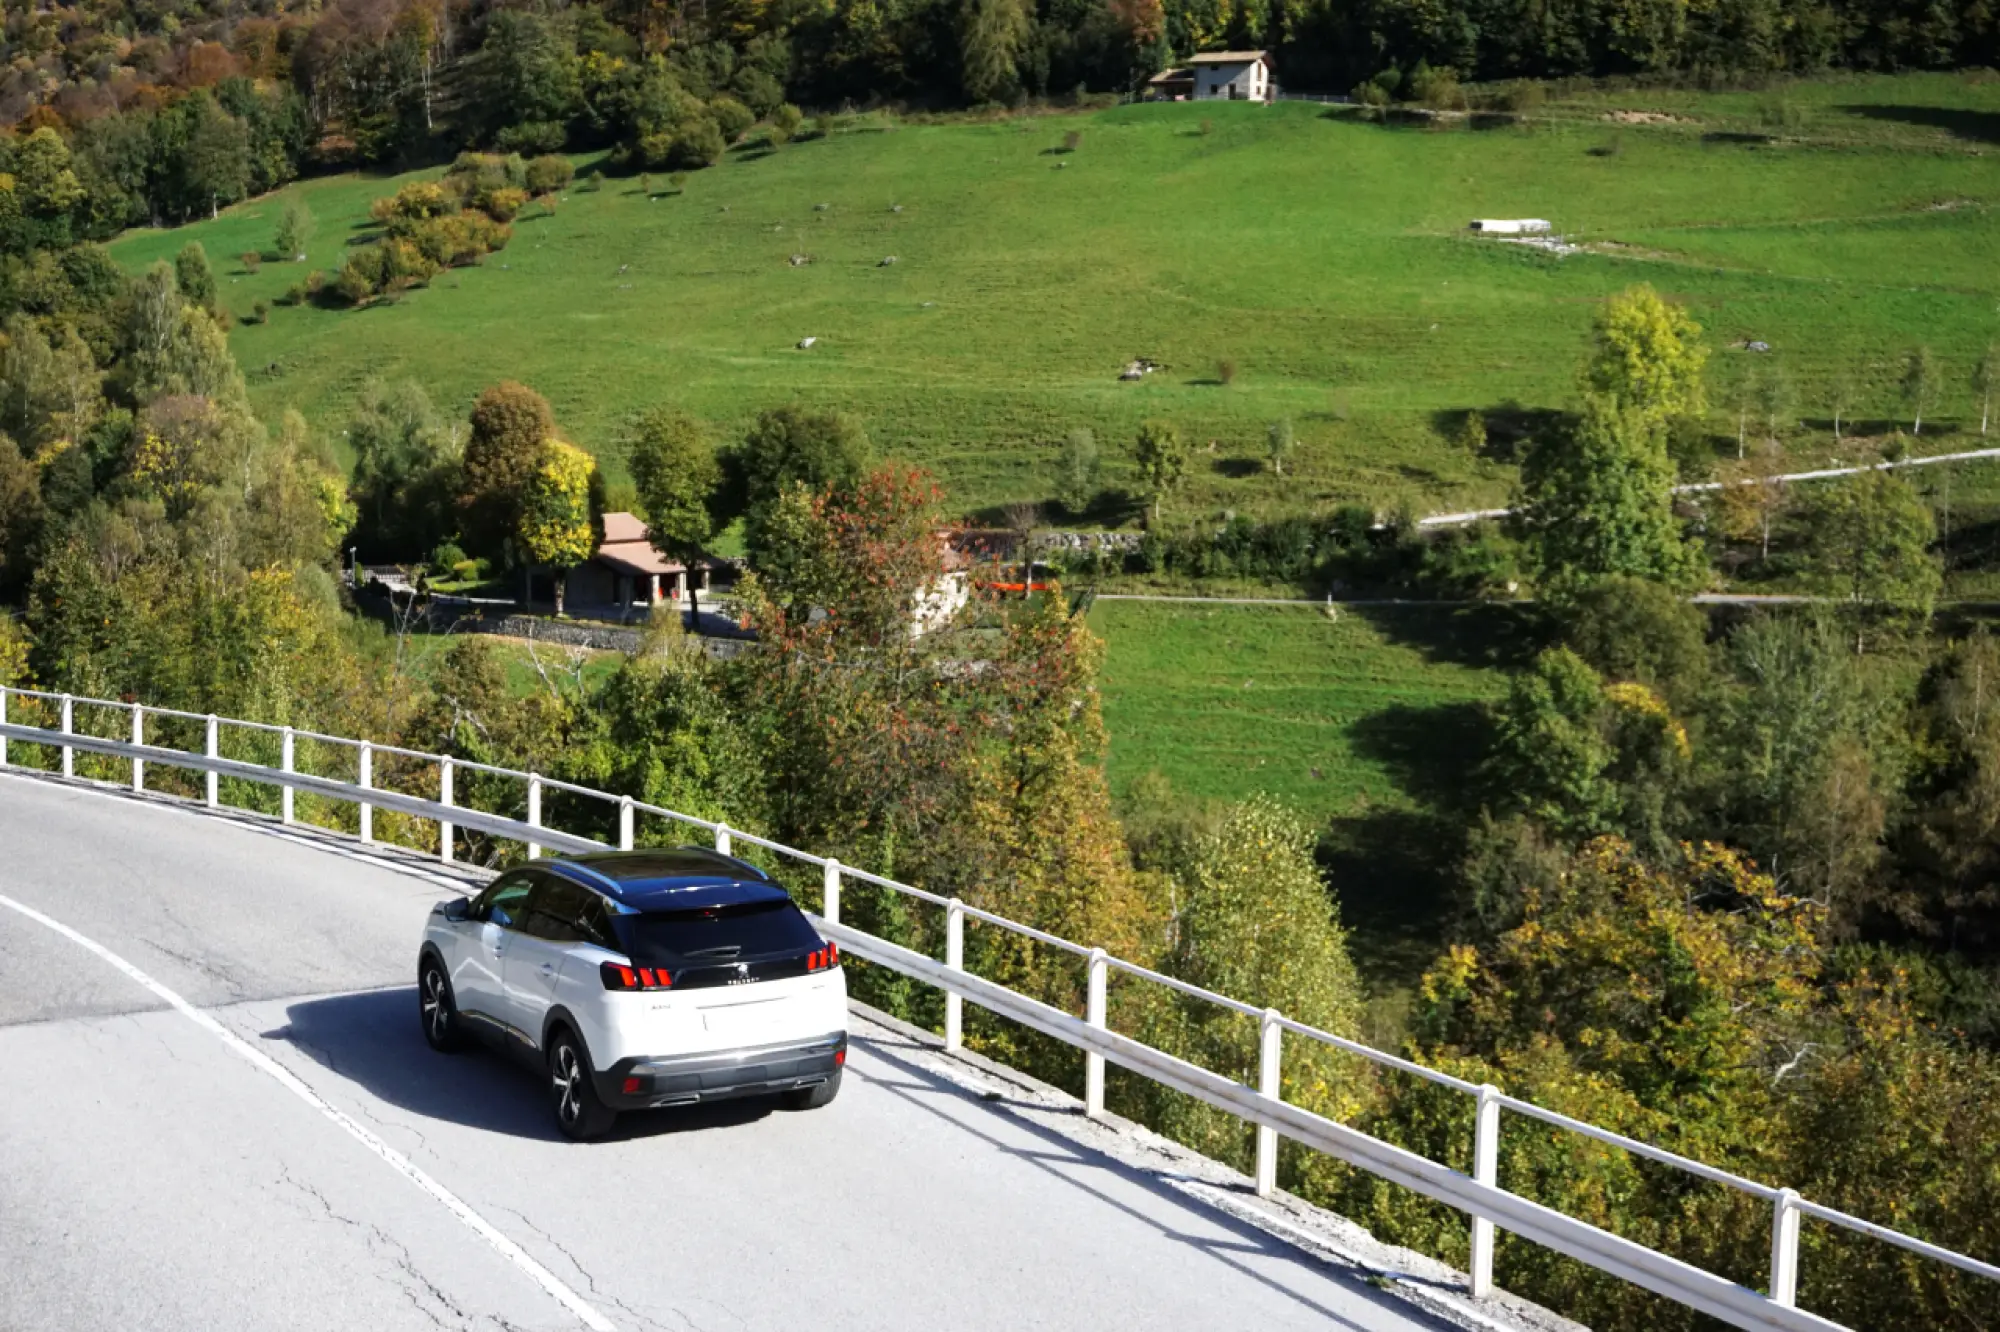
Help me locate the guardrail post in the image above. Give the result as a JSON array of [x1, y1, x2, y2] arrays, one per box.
[[1255, 1009, 1283, 1197], [1770, 1187, 1801, 1308], [0, 686, 9, 767], [1085, 948, 1107, 1117], [619, 796, 634, 851], [715, 822, 732, 856], [59, 694, 72, 777], [357, 743, 373, 844], [438, 757, 454, 864], [945, 899, 965, 1052], [130, 706, 145, 792], [280, 726, 295, 825], [526, 774, 542, 859], [1470, 1083, 1502, 1298], [822, 858, 841, 924], [205, 715, 218, 807]]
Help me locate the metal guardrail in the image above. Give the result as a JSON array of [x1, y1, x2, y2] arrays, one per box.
[[1, 684, 1993, 1331]]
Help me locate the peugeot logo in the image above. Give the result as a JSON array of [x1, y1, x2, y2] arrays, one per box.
[[727, 962, 752, 985]]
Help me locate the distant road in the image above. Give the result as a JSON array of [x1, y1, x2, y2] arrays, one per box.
[[1419, 442, 2000, 528], [0, 776, 1476, 1332]]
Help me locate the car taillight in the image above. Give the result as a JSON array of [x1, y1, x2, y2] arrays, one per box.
[[601, 961, 672, 991], [806, 941, 841, 973]]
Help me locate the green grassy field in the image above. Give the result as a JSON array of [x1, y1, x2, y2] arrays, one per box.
[[1089, 598, 1515, 818], [1089, 597, 1524, 992], [109, 72, 2000, 522]]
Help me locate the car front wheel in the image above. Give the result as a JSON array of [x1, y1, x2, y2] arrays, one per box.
[[418, 958, 465, 1053], [549, 1029, 617, 1141]]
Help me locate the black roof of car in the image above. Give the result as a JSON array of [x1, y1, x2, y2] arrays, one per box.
[[544, 848, 790, 912]]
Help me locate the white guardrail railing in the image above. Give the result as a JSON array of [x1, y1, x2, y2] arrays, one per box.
[[1, 684, 1994, 1331]]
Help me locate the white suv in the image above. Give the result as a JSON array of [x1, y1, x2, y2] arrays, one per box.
[[418, 847, 848, 1139]]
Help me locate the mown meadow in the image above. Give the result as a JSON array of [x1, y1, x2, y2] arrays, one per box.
[[110, 72, 2000, 523]]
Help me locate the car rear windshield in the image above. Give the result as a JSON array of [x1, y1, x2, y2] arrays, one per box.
[[615, 900, 820, 966]]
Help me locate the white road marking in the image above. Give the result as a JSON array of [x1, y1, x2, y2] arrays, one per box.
[[0, 889, 616, 1332]]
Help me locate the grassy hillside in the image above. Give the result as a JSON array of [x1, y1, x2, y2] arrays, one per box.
[[110, 72, 2000, 522], [1089, 598, 1515, 818]]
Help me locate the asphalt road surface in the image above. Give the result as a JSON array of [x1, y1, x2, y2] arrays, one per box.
[[0, 773, 1462, 1332]]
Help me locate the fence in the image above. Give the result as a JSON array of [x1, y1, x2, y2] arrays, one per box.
[[1, 683, 1993, 1332]]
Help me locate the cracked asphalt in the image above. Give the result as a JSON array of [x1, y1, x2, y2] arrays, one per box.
[[0, 775, 1467, 1332]]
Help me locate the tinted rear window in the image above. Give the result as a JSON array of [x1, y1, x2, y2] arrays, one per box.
[[615, 900, 820, 966]]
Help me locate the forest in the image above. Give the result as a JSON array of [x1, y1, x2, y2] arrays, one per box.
[[1, 0, 1999, 240]]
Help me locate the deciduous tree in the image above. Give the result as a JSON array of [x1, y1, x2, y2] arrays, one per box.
[[1515, 395, 1699, 594], [518, 439, 600, 616], [1131, 419, 1187, 526], [459, 380, 555, 557], [627, 408, 720, 621], [1584, 283, 1708, 425]]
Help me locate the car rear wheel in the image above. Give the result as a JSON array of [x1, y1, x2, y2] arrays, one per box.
[[418, 958, 465, 1053], [549, 1029, 617, 1141], [782, 1068, 842, 1110]]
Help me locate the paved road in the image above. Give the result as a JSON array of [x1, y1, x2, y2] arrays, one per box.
[[0, 775, 1464, 1332]]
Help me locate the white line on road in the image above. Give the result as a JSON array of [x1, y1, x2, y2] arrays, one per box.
[[0, 889, 617, 1332]]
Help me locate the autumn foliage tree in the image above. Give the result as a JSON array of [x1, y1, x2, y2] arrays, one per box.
[[517, 438, 600, 615], [459, 380, 555, 557]]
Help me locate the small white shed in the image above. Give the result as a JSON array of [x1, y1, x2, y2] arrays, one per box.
[[1468, 219, 1553, 235]]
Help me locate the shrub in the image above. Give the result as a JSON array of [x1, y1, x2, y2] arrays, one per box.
[[1216, 358, 1237, 386], [1061, 128, 1083, 153], [669, 119, 728, 169], [524, 155, 574, 196], [709, 96, 755, 143], [495, 121, 567, 155], [1501, 82, 1546, 114], [479, 188, 530, 222], [370, 181, 458, 235], [240, 251, 262, 273], [251, 300, 269, 324], [429, 540, 468, 577], [282, 282, 307, 306], [578, 168, 603, 192], [1452, 409, 1487, 453], [770, 103, 804, 144]]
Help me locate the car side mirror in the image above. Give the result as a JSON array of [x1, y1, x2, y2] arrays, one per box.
[[440, 896, 470, 922]]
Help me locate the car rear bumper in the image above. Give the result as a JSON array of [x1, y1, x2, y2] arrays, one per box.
[[595, 1032, 848, 1109]]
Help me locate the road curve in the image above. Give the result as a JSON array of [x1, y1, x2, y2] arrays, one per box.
[[0, 773, 1470, 1332]]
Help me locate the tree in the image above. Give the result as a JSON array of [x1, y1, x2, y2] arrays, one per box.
[[1800, 468, 1941, 650], [1753, 359, 1794, 443], [518, 439, 599, 616], [128, 395, 237, 520], [174, 242, 216, 313], [1974, 344, 1998, 438], [1515, 395, 1699, 593], [274, 200, 314, 260], [959, 0, 1030, 103], [1056, 427, 1100, 513], [627, 409, 720, 623], [1584, 283, 1708, 425], [1131, 419, 1188, 526], [1558, 575, 1710, 708], [1901, 345, 1941, 436], [0, 433, 45, 600], [459, 380, 555, 557], [1716, 438, 1791, 563], [349, 379, 461, 561], [733, 406, 870, 566], [1139, 796, 1368, 1180], [475, 11, 581, 146], [1266, 417, 1294, 476]]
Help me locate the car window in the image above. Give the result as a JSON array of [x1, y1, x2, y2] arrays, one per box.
[[520, 876, 601, 945], [617, 900, 820, 966], [475, 873, 534, 930]]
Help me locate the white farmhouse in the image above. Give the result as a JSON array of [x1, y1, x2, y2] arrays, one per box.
[[1189, 51, 1275, 102]]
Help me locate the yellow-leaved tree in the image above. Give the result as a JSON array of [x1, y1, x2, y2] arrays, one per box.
[[518, 439, 599, 616], [1585, 283, 1709, 426]]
